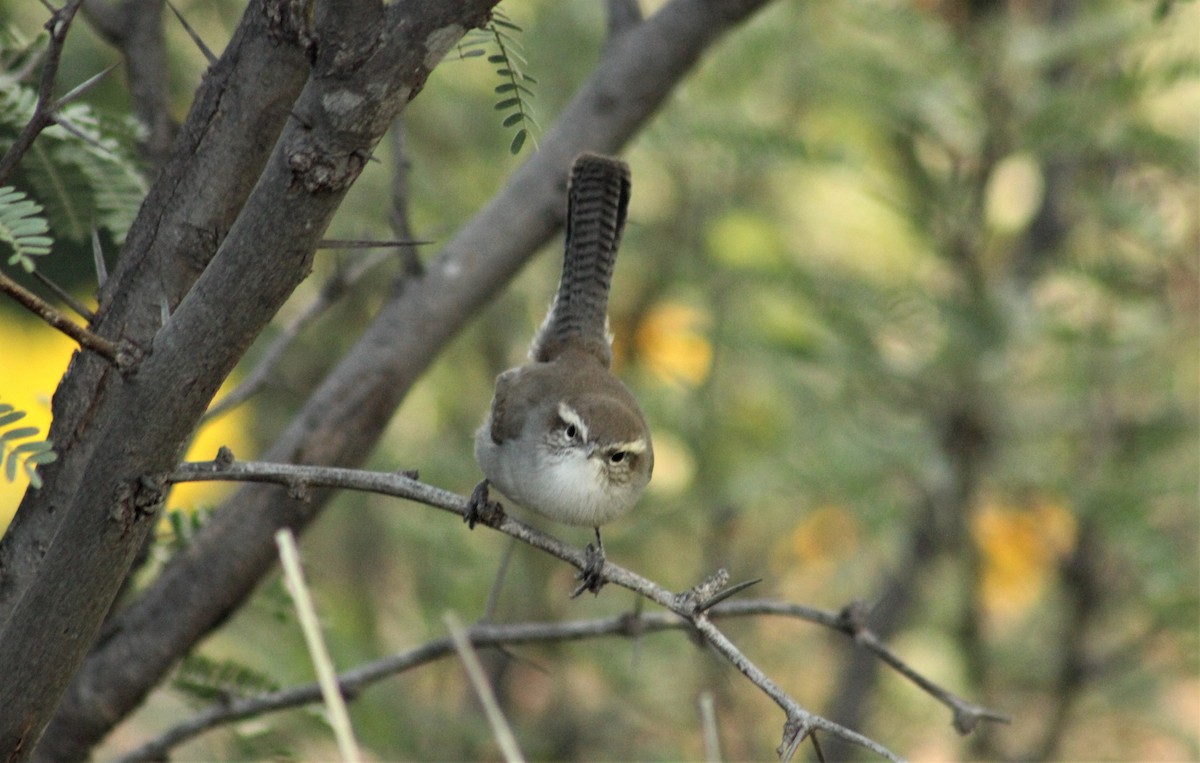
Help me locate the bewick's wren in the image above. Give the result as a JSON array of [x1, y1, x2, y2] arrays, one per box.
[[468, 153, 653, 596]]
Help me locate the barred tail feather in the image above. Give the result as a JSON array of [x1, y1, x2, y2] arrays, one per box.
[[531, 153, 631, 366]]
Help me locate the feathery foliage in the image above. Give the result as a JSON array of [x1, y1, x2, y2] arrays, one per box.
[[456, 9, 539, 154], [0, 185, 52, 272], [0, 28, 147, 246], [173, 653, 280, 707], [0, 400, 56, 489]]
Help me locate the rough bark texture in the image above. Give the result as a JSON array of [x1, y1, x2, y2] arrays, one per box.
[[0, 0, 498, 757], [0, 0, 776, 759]]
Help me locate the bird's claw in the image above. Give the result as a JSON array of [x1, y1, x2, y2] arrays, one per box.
[[465, 479, 503, 529], [571, 532, 607, 597]]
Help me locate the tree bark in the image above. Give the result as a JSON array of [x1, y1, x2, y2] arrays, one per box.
[[15, 0, 777, 758], [0, 0, 499, 757]]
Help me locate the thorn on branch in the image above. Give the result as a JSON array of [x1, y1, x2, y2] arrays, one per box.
[[696, 577, 762, 613], [215, 446, 235, 467], [54, 62, 119, 109], [166, 0, 218, 66], [674, 568, 730, 614], [952, 702, 1012, 735], [777, 713, 811, 762], [810, 733, 827, 763]]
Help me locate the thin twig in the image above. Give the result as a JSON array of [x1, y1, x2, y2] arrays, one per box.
[[115, 601, 942, 763], [833, 601, 1012, 733], [444, 611, 525, 763], [116, 614, 676, 762], [165, 457, 1007, 760], [165, 0, 217, 65], [483, 536, 518, 622], [275, 529, 362, 763], [0, 269, 118, 363], [32, 269, 94, 320], [201, 251, 390, 422], [699, 691, 721, 763], [690, 617, 903, 763], [0, 0, 87, 186]]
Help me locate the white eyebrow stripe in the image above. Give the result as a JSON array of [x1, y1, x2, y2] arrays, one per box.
[[611, 438, 647, 454], [557, 402, 589, 441]]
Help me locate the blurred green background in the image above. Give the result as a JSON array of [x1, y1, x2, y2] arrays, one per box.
[[1, 0, 1197, 760]]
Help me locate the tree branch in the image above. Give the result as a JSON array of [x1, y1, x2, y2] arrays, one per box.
[[0, 0, 317, 634], [200, 250, 392, 423], [115, 589, 1009, 761], [44, 2, 780, 757], [81, 0, 180, 167], [0, 2, 501, 758], [160, 456, 1008, 758], [0, 269, 119, 363], [0, 0, 86, 187]]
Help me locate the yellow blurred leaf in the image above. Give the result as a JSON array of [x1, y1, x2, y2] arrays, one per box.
[[984, 152, 1045, 233], [644, 430, 696, 498], [636, 301, 713, 387], [787, 504, 861, 571], [972, 495, 1078, 621]]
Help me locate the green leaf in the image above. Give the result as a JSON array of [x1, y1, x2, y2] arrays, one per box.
[[0, 86, 147, 247], [501, 112, 525, 127], [0, 409, 25, 427], [11, 440, 52, 456], [494, 97, 521, 111], [173, 653, 280, 706], [494, 83, 534, 97], [0, 185, 54, 272], [0, 400, 54, 489], [25, 448, 58, 465], [509, 128, 527, 155], [0, 426, 39, 443]]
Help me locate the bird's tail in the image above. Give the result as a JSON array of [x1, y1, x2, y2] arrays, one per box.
[[530, 153, 631, 367]]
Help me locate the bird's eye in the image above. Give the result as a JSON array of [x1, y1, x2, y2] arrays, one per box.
[[610, 451, 626, 464], [564, 423, 577, 439]]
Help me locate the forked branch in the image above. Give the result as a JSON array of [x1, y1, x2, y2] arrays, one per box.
[[166, 455, 1010, 760]]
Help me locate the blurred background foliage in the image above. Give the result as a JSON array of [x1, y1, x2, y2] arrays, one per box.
[[1, 0, 1197, 760]]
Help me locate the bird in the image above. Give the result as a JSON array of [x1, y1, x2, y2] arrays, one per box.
[[467, 152, 653, 596]]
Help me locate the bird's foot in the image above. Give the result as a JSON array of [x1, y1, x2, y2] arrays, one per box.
[[465, 479, 504, 529], [571, 528, 607, 598]]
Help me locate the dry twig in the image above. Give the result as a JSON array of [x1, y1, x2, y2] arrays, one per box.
[[164, 455, 1010, 761]]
